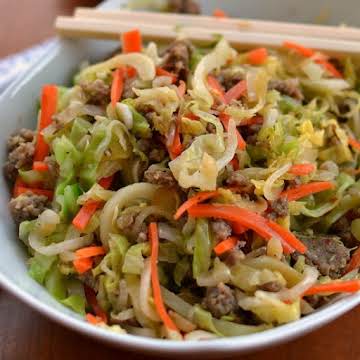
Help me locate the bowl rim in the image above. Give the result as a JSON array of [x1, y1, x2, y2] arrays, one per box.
[[1, 0, 360, 351], [1, 268, 360, 354]]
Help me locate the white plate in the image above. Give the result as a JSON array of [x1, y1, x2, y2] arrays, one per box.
[[0, 0, 359, 356]]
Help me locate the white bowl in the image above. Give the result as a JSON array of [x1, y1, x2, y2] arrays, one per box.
[[0, 0, 359, 356]]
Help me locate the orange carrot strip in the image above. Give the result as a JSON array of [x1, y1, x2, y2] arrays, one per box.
[[230, 155, 239, 171], [84, 285, 108, 323], [73, 257, 93, 274], [219, 113, 246, 150], [266, 220, 307, 254], [126, 66, 137, 78], [283, 41, 315, 58], [348, 137, 360, 151], [121, 29, 142, 53], [239, 116, 263, 126], [214, 236, 239, 255], [156, 67, 177, 83], [111, 67, 124, 107], [231, 222, 247, 235], [289, 163, 316, 176], [304, 280, 360, 296], [247, 48, 268, 65], [168, 116, 183, 160], [177, 80, 186, 98], [224, 80, 247, 104], [345, 247, 360, 273], [33, 85, 57, 163], [72, 201, 102, 231], [213, 8, 228, 18], [149, 223, 180, 332], [174, 191, 219, 220], [14, 186, 53, 199], [184, 112, 200, 121], [207, 75, 226, 103], [98, 175, 114, 190], [33, 161, 49, 172], [188, 204, 295, 254], [75, 246, 106, 259], [315, 59, 342, 78], [86, 313, 103, 325], [280, 181, 335, 201]]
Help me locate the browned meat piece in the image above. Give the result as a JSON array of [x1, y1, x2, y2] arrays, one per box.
[[136, 224, 148, 243], [267, 198, 289, 220], [211, 219, 232, 242], [80, 79, 110, 105], [331, 210, 360, 248], [78, 273, 99, 292], [4, 129, 35, 182], [292, 232, 350, 279], [226, 171, 255, 194], [224, 244, 246, 267], [258, 281, 284, 292], [268, 78, 304, 101], [240, 123, 262, 145], [149, 148, 166, 163], [161, 40, 192, 81], [216, 69, 245, 92], [168, 0, 200, 14], [116, 211, 135, 236], [206, 123, 216, 134], [144, 166, 177, 187], [202, 283, 237, 318], [9, 192, 49, 224]]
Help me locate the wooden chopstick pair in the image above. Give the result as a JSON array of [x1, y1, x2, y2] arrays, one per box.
[[55, 7, 360, 56]]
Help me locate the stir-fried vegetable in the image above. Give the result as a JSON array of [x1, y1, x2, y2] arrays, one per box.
[[7, 32, 360, 340]]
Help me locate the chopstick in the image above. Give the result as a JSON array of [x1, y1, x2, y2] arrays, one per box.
[[74, 7, 360, 42], [55, 9, 360, 56]]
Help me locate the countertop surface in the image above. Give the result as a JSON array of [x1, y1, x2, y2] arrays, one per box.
[[0, 1, 359, 359]]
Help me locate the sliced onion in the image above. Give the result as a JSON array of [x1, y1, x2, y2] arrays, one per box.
[[184, 330, 218, 341], [158, 222, 182, 244], [152, 76, 172, 88], [29, 232, 93, 256], [276, 266, 319, 302], [123, 325, 157, 338], [115, 103, 133, 130], [111, 308, 135, 322], [166, 121, 176, 147], [117, 279, 129, 311], [139, 258, 161, 322], [263, 162, 291, 201]]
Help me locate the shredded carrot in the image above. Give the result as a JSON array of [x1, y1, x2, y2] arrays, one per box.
[[84, 285, 108, 323], [111, 67, 124, 107], [188, 204, 295, 254], [33, 85, 57, 163], [266, 220, 307, 254], [184, 112, 199, 121], [86, 313, 103, 325], [348, 137, 360, 151], [33, 161, 49, 172], [13, 177, 26, 197], [283, 41, 315, 58], [289, 163, 316, 176], [214, 236, 238, 256], [213, 8, 228, 18], [14, 186, 53, 199], [174, 191, 219, 220], [231, 222, 247, 235], [247, 48, 268, 65], [177, 80, 186, 98], [168, 115, 183, 159], [345, 247, 360, 273], [280, 181, 335, 201], [219, 113, 246, 150], [98, 175, 114, 190], [239, 116, 263, 126], [72, 201, 102, 231], [230, 155, 239, 171], [156, 67, 177, 83], [121, 29, 142, 53], [126, 66, 137, 78], [149, 223, 180, 333], [304, 280, 360, 296], [315, 59, 342, 78], [73, 257, 93, 274], [207, 75, 226, 103], [224, 80, 247, 104], [75, 246, 106, 259]]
